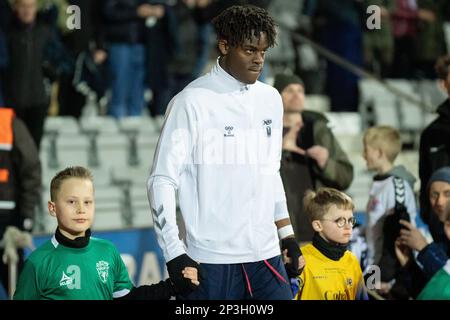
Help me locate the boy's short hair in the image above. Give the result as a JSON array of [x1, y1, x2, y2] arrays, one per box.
[[211, 5, 277, 48], [435, 54, 450, 80], [50, 166, 93, 201], [363, 126, 402, 163], [303, 188, 354, 221]]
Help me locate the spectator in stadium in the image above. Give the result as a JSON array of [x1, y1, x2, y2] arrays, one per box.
[[419, 54, 450, 241], [275, 73, 353, 243], [363, 0, 395, 78], [362, 126, 417, 295], [167, 0, 209, 103], [415, 0, 447, 79], [373, 168, 450, 299], [315, 0, 364, 111], [390, 0, 419, 78], [144, 1, 176, 127], [102, 0, 163, 119], [3, 0, 68, 148], [0, 108, 41, 297], [147, 5, 304, 300], [416, 202, 450, 300], [58, 0, 108, 119], [397, 167, 450, 277], [13, 166, 199, 300], [290, 188, 368, 300]]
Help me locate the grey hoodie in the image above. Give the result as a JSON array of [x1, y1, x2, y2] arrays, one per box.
[[388, 165, 417, 190]]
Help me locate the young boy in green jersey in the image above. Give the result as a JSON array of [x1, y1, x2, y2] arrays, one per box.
[[13, 166, 199, 300], [289, 188, 368, 300]]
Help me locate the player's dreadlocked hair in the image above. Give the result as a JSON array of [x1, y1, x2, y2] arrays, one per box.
[[211, 5, 277, 48]]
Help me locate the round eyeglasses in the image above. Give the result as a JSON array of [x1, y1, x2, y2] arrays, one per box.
[[321, 217, 356, 228]]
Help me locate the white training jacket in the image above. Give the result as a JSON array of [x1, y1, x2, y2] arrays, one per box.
[[147, 60, 289, 264]]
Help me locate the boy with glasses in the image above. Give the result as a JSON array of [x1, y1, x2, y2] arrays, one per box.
[[290, 188, 368, 300]]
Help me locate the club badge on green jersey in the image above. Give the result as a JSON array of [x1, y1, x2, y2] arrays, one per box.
[[96, 261, 109, 283]]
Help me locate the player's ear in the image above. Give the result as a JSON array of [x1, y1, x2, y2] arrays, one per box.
[[312, 220, 322, 232], [48, 201, 56, 217], [218, 39, 229, 56]]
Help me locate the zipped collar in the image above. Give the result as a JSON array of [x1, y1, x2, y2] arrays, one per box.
[[213, 57, 254, 93]]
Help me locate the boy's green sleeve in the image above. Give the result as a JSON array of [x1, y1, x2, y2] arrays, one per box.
[[112, 248, 133, 299], [13, 260, 40, 300]]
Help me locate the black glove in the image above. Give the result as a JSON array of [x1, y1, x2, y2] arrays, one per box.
[[281, 237, 303, 278], [166, 254, 200, 295]]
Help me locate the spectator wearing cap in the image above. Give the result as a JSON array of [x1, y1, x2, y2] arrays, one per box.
[[274, 73, 354, 243], [396, 167, 450, 280]]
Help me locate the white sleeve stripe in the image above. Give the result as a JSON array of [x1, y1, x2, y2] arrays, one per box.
[[113, 288, 131, 298]]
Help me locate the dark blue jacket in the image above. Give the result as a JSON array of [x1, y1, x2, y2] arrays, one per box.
[[417, 239, 450, 278], [102, 0, 146, 44]]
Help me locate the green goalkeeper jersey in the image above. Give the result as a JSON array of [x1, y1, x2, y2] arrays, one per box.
[[13, 235, 133, 300]]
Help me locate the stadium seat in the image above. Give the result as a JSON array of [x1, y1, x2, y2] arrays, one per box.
[[89, 167, 112, 187], [131, 209, 153, 228], [136, 133, 159, 166], [92, 211, 125, 231], [56, 134, 90, 168], [305, 95, 331, 113], [118, 116, 158, 135], [111, 165, 151, 186], [43, 116, 80, 135], [79, 116, 119, 134], [96, 133, 130, 168]]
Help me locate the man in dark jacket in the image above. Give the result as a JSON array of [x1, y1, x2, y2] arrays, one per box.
[[419, 54, 450, 240], [0, 108, 41, 297], [275, 74, 354, 242], [3, 0, 67, 148], [58, 0, 108, 118], [102, 0, 164, 118]]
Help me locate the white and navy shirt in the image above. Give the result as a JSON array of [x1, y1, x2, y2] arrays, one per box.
[[147, 60, 289, 264], [365, 175, 417, 267]]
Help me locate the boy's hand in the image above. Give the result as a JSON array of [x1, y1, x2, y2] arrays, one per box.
[[283, 249, 305, 274], [281, 237, 304, 278], [182, 267, 200, 286], [166, 254, 200, 294]]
